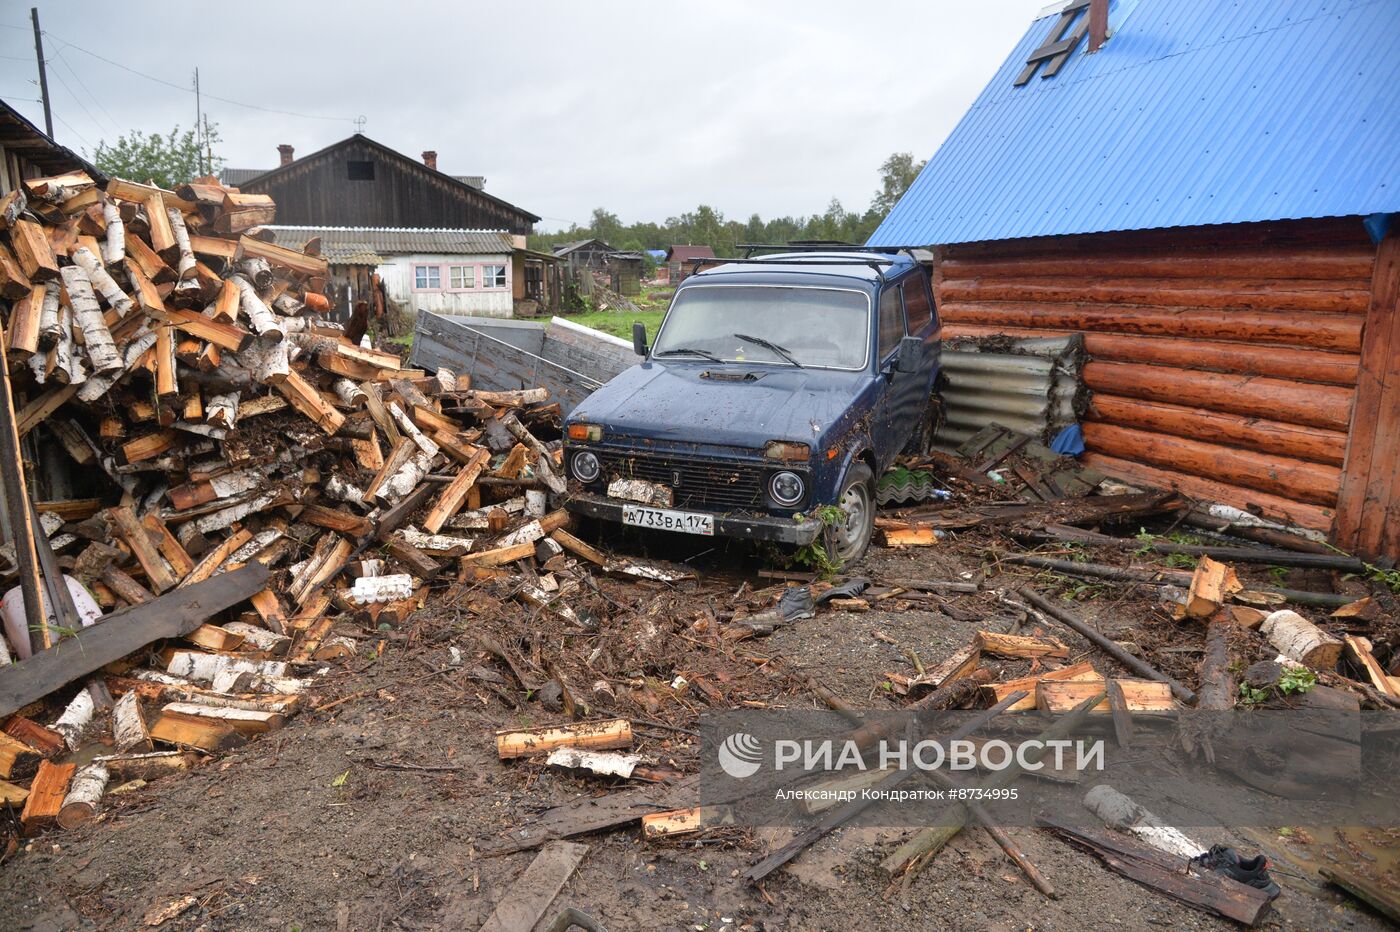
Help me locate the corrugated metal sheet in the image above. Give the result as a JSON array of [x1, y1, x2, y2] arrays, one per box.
[[263, 226, 515, 265], [871, 0, 1400, 246], [218, 167, 267, 186], [935, 335, 1085, 449]]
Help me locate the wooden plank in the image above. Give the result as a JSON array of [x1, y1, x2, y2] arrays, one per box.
[[478, 841, 589, 932], [0, 326, 48, 653], [550, 528, 607, 566], [973, 631, 1069, 659], [1039, 816, 1272, 925], [1323, 231, 1397, 550], [1037, 679, 1174, 713], [0, 564, 269, 718]]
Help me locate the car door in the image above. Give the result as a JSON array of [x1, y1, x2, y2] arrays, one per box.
[[873, 283, 913, 468]]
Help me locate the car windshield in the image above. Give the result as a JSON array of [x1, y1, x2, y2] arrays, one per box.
[[651, 285, 870, 370]]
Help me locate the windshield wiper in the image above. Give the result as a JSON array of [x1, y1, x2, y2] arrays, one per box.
[[656, 347, 722, 362], [732, 333, 803, 368]]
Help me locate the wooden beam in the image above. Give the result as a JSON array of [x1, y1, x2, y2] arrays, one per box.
[[0, 564, 269, 718]]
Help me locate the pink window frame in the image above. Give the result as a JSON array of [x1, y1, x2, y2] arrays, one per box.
[[410, 259, 512, 294]]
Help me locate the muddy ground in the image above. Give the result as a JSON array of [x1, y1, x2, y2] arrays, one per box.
[[1, 527, 1394, 931]]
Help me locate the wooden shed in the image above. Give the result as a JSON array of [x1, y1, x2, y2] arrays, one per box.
[[872, 0, 1400, 558]]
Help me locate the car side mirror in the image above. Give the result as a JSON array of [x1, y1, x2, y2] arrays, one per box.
[[896, 335, 921, 374], [632, 322, 648, 357]]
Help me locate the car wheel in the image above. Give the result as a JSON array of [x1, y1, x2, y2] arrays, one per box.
[[826, 463, 875, 565]]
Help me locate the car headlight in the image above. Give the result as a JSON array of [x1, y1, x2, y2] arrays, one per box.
[[769, 470, 805, 506], [567, 423, 604, 442], [571, 451, 601, 483]]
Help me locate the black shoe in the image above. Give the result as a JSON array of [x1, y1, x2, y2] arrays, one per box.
[[1190, 845, 1282, 899]]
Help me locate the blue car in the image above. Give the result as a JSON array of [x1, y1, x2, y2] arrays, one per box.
[[563, 249, 941, 562]]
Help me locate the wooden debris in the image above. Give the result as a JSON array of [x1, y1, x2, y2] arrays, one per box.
[[496, 719, 633, 759], [1039, 816, 1272, 925], [974, 630, 1069, 659], [478, 841, 589, 932], [1186, 556, 1241, 619], [1037, 678, 1174, 713]]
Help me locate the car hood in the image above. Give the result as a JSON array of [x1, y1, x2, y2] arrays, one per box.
[[571, 361, 871, 450]]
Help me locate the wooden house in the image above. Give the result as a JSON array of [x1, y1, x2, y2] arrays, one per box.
[[666, 245, 715, 285], [872, 0, 1400, 558], [553, 239, 643, 296], [229, 136, 539, 235]]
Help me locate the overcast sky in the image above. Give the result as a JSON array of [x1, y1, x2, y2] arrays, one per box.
[[1, 0, 1046, 231]]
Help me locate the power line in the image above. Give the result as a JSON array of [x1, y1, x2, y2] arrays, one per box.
[[46, 61, 109, 143], [42, 29, 357, 124], [51, 111, 93, 151], [53, 46, 122, 135]]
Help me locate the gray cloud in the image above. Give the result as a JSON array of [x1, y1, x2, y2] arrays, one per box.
[[1, 0, 1045, 230]]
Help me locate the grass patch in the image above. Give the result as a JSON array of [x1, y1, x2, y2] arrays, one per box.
[[562, 309, 667, 340]]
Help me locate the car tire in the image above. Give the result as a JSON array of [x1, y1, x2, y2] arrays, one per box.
[[826, 463, 875, 566]]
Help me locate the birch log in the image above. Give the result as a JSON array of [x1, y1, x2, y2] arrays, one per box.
[[60, 265, 123, 374], [52, 689, 96, 750], [70, 246, 133, 316], [1260, 610, 1343, 669], [112, 690, 151, 751], [1083, 784, 1203, 860], [51, 305, 86, 385], [221, 622, 291, 654], [244, 335, 290, 384], [101, 200, 125, 265], [165, 650, 288, 683], [205, 392, 240, 428], [237, 257, 273, 290], [77, 327, 157, 403], [379, 451, 434, 504], [332, 378, 367, 408], [229, 273, 283, 343], [36, 280, 61, 350], [56, 763, 109, 829], [166, 207, 197, 280]]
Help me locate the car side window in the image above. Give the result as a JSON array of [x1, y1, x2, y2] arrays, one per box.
[[878, 287, 905, 361], [902, 277, 933, 334]]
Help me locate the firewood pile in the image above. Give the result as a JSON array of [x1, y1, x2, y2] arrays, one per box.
[[0, 171, 580, 836]]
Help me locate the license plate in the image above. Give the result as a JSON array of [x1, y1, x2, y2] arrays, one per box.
[[622, 504, 714, 536]]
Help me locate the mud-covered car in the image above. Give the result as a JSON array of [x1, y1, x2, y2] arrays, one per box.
[[562, 249, 940, 562]]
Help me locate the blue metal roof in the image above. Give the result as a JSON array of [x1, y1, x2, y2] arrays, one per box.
[[870, 0, 1400, 246]]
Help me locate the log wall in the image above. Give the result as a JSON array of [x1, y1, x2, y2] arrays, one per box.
[[935, 218, 1379, 536]]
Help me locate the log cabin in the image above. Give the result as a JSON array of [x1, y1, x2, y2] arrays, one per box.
[[872, 0, 1400, 559]]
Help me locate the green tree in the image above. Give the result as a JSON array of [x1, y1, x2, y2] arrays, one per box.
[[870, 151, 926, 217], [94, 124, 223, 189], [589, 208, 623, 246]]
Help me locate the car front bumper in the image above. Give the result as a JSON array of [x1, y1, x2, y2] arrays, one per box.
[[565, 492, 823, 546]]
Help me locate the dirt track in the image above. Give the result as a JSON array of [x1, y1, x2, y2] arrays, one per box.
[[1, 539, 1390, 931]]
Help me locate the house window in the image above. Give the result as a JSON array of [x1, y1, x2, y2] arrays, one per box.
[[449, 265, 475, 289], [482, 264, 507, 288], [347, 160, 375, 181], [414, 265, 441, 290]]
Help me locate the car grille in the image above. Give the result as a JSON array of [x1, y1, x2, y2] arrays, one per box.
[[595, 451, 767, 511]]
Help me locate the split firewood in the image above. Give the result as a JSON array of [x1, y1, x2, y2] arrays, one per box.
[[1186, 556, 1241, 619], [20, 760, 74, 835], [1037, 678, 1174, 713]]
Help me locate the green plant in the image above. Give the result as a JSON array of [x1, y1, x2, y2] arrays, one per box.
[[1163, 552, 1199, 570], [1239, 682, 1270, 708], [790, 506, 847, 579], [1267, 565, 1290, 583], [1278, 667, 1316, 695]]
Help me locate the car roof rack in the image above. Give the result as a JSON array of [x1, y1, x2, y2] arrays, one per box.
[[685, 254, 897, 284]]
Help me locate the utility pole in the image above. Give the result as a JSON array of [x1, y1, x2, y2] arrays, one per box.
[[30, 7, 53, 138], [193, 67, 203, 174]]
